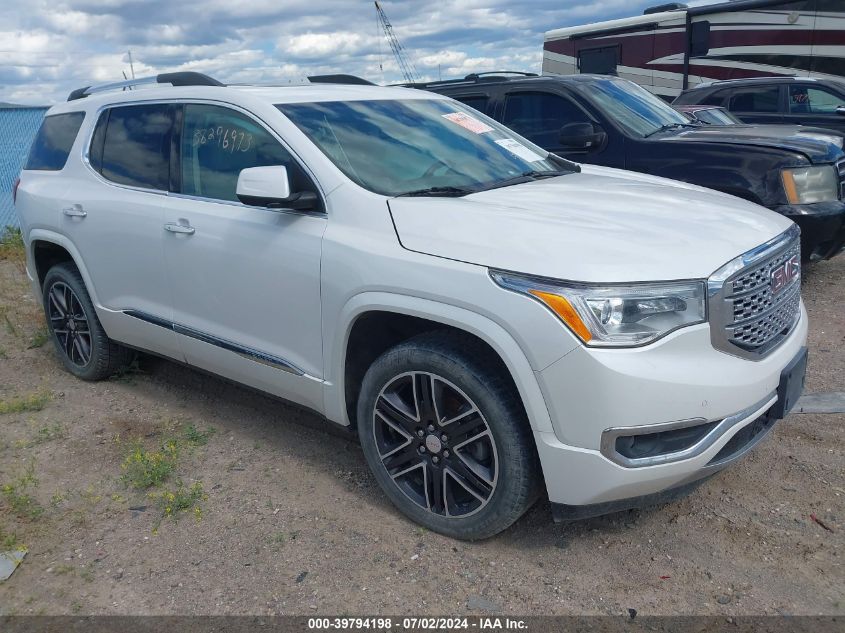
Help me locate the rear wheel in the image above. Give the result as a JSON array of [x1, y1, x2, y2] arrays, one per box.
[[357, 331, 540, 540], [42, 263, 133, 380]]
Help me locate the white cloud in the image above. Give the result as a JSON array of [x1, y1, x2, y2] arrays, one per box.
[[0, 0, 657, 103]]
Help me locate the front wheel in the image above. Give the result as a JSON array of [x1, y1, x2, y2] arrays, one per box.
[[357, 331, 540, 540]]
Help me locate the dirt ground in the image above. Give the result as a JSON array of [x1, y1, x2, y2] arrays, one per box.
[[0, 247, 842, 617]]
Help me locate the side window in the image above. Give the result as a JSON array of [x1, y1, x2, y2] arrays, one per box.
[[789, 86, 843, 114], [502, 91, 591, 147], [24, 112, 85, 171], [100, 104, 174, 190], [727, 86, 780, 113], [699, 89, 730, 107], [453, 95, 489, 115], [690, 21, 711, 57], [578, 46, 618, 75], [180, 104, 312, 203]]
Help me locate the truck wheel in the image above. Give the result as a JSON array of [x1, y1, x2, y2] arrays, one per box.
[[41, 263, 133, 381], [357, 331, 540, 540]]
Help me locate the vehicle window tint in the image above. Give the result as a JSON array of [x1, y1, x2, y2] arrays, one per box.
[[101, 104, 174, 190], [579, 46, 618, 75], [789, 86, 843, 114], [502, 92, 591, 147], [728, 86, 780, 113], [698, 89, 730, 106], [181, 104, 312, 203], [453, 95, 489, 114], [24, 112, 85, 171]]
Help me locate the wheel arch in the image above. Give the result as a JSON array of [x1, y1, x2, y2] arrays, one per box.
[[27, 230, 99, 305], [327, 292, 555, 435]]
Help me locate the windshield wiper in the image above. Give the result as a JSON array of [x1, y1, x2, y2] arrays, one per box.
[[395, 186, 477, 197], [481, 170, 571, 191], [644, 122, 694, 138]]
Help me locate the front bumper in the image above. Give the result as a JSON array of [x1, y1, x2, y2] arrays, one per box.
[[534, 304, 808, 510], [774, 201, 845, 261]]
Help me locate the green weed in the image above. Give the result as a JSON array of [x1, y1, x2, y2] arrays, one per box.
[[1, 462, 43, 520], [27, 328, 49, 349], [0, 226, 24, 263], [120, 439, 179, 489], [149, 481, 206, 530], [0, 391, 52, 415], [183, 423, 215, 447]]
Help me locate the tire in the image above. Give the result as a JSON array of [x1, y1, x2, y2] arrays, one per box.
[[41, 263, 133, 381], [357, 330, 541, 540]]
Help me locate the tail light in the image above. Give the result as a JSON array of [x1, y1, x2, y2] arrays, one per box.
[[12, 177, 20, 205]]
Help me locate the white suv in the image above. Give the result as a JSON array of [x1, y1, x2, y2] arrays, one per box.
[[16, 72, 808, 540]]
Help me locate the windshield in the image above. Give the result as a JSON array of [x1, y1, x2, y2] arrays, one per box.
[[693, 108, 740, 125], [277, 98, 568, 196], [578, 78, 691, 138]]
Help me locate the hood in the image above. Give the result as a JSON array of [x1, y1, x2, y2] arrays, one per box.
[[658, 125, 845, 163], [388, 165, 793, 283]]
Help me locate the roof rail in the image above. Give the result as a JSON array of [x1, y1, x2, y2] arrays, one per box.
[[643, 3, 687, 14], [402, 70, 540, 89], [67, 72, 224, 101], [308, 74, 375, 85]]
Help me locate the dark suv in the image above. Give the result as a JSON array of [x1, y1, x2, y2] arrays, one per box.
[[414, 73, 845, 261], [674, 77, 845, 134]]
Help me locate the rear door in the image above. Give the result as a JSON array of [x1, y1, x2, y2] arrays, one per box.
[[724, 84, 785, 124], [784, 83, 845, 133], [60, 103, 181, 359], [160, 102, 326, 413]]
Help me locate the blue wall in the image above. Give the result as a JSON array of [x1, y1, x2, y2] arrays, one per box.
[[0, 107, 48, 229]]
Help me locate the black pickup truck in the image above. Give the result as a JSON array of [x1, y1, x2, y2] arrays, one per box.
[[413, 73, 845, 261]]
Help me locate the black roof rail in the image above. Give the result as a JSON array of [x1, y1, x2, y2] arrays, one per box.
[[402, 70, 540, 90], [308, 74, 375, 85], [67, 72, 224, 101], [644, 3, 687, 14]]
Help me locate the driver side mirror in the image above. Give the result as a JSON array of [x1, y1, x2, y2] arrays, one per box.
[[836, 105, 845, 116], [559, 122, 607, 151], [236, 166, 318, 211]]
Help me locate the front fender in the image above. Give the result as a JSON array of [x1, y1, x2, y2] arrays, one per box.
[[324, 291, 556, 435]]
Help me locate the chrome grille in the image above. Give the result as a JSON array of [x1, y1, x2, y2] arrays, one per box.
[[708, 225, 802, 359]]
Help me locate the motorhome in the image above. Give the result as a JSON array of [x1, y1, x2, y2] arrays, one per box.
[[542, 0, 845, 100]]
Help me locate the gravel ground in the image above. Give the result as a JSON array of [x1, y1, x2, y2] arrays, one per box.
[[0, 252, 842, 616]]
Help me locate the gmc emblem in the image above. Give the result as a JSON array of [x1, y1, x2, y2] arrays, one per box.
[[771, 255, 800, 295]]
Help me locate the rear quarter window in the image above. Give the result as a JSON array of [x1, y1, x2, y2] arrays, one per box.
[[24, 112, 85, 171]]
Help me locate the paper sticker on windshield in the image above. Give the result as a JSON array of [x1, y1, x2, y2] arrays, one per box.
[[442, 112, 494, 134], [495, 138, 545, 162]]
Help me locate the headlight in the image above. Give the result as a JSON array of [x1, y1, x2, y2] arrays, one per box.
[[781, 165, 839, 204], [491, 271, 706, 347]]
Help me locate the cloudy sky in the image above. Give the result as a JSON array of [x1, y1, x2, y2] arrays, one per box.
[[2, 0, 684, 104]]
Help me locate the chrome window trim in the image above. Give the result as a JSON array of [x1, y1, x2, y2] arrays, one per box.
[[80, 97, 328, 211], [707, 224, 801, 361], [600, 392, 776, 468]]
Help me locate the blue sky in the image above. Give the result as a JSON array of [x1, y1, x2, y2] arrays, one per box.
[[1, 0, 672, 103]]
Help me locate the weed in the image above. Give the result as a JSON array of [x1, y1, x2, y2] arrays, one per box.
[[3, 312, 17, 336], [0, 347, 7, 359], [71, 601, 83, 614], [50, 491, 68, 507], [0, 525, 20, 549], [149, 481, 206, 530], [183, 423, 215, 447], [0, 390, 52, 415], [54, 564, 75, 575], [1, 462, 43, 520], [0, 226, 24, 263], [27, 328, 49, 349], [108, 359, 145, 384], [80, 566, 94, 583], [272, 531, 287, 545], [120, 439, 178, 489], [17, 422, 66, 448]]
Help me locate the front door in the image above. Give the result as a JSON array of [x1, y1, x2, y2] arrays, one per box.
[[784, 84, 845, 134], [161, 103, 327, 412]]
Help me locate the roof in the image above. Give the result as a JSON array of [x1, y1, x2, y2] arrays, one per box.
[[690, 77, 845, 91], [51, 80, 440, 115], [544, 0, 811, 41]]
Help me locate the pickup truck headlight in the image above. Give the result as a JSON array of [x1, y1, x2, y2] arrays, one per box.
[[491, 272, 706, 347], [781, 165, 839, 204]]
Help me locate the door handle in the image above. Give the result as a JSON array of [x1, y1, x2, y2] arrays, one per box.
[[62, 205, 87, 218], [164, 222, 195, 235]]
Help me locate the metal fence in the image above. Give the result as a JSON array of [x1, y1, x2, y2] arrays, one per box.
[[0, 107, 48, 229]]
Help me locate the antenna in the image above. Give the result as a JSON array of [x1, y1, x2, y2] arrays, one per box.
[[374, 1, 419, 84], [127, 50, 136, 80]]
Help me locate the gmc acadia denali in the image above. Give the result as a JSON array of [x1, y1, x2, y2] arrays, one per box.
[[15, 72, 808, 539]]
